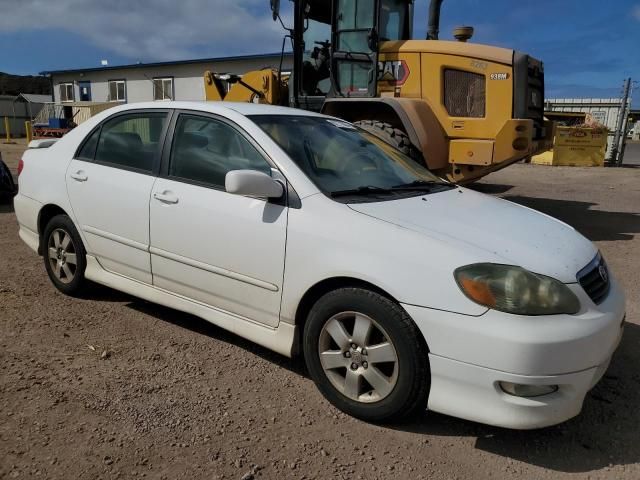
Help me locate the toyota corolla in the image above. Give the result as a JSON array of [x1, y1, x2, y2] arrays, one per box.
[[14, 102, 625, 429]]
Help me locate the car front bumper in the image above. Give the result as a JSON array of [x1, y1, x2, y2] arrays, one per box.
[[425, 345, 619, 429], [403, 278, 626, 429]]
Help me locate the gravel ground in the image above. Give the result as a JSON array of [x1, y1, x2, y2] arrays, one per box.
[[1, 159, 639, 480]]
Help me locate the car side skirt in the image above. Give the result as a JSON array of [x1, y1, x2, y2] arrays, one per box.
[[84, 255, 296, 357]]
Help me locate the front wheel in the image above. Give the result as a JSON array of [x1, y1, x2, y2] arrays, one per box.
[[303, 287, 430, 422]]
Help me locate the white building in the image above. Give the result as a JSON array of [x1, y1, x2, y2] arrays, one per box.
[[545, 97, 630, 132], [42, 52, 293, 104]]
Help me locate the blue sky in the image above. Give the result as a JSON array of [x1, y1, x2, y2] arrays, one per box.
[[0, 0, 638, 106]]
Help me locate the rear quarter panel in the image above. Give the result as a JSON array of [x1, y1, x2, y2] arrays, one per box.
[[16, 110, 116, 237]]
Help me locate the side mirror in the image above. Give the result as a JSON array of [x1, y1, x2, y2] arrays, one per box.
[[225, 170, 284, 199], [270, 0, 280, 21]]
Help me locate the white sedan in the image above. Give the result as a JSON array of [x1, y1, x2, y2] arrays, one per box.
[[14, 102, 625, 429]]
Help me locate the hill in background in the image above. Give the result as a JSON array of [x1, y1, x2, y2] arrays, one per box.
[[0, 72, 51, 96]]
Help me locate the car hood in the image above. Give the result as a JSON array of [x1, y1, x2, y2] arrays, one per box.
[[347, 187, 596, 283]]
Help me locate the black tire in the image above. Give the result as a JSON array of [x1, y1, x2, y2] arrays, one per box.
[[303, 287, 430, 422], [354, 120, 419, 160], [43, 214, 87, 296]]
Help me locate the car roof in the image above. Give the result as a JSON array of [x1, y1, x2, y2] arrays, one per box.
[[110, 101, 326, 118]]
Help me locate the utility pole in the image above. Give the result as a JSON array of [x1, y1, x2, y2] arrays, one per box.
[[610, 77, 631, 167], [617, 80, 636, 167]]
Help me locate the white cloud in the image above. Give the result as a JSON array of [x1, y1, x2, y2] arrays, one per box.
[[0, 0, 289, 61], [633, 5, 640, 21]]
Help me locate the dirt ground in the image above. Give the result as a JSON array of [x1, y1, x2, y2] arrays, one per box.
[[1, 151, 639, 479]]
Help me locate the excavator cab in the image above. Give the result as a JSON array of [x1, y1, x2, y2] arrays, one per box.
[[330, 0, 412, 98]]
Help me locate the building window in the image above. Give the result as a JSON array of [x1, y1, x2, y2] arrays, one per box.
[[153, 77, 173, 100], [59, 83, 74, 102], [108, 80, 127, 102]]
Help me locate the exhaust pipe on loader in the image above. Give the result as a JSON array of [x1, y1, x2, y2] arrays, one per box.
[[427, 0, 444, 40]]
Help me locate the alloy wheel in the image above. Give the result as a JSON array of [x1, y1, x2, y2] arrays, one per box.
[[318, 311, 399, 403], [47, 228, 78, 284]]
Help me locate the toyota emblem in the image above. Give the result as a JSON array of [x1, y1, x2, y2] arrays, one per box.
[[598, 264, 608, 283]]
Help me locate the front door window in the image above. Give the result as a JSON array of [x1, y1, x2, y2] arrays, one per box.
[[168, 114, 272, 188]]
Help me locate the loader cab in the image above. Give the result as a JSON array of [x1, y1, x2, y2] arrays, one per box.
[[285, 0, 413, 109], [330, 0, 412, 98], [293, 0, 332, 111]]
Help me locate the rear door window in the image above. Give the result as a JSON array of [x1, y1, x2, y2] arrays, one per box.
[[94, 112, 168, 173], [75, 127, 101, 161]]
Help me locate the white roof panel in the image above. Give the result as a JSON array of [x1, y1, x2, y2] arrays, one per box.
[[16, 93, 52, 104]]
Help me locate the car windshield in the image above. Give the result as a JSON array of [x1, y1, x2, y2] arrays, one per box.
[[249, 115, 452, 202]]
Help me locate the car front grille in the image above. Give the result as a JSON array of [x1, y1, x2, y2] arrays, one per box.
[[577, 254, 610, 305]]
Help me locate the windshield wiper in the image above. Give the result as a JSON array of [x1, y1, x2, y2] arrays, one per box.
[[391, 179, 453, 190], [330, 185, 395, 198], [331, 180, 455, 198]]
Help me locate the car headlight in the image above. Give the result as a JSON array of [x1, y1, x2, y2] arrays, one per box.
[[454, 263, 580, 315]]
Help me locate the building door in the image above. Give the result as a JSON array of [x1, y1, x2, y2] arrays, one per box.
[[79, 81, 91, 101]]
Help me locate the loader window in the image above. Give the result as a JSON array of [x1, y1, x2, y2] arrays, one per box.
[[379, 0, 410, 41], [337, 0, 375, 30], [333, 0, 378, 97], [302, 19, 332, 96], [336, 62, 373, 96], [336, 0, 375, 53]]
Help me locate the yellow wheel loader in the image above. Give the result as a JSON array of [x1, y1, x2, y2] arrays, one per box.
[[204, 0, 551, 183]]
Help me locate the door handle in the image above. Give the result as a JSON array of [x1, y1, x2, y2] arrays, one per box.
[[70, 171, 88, 182], [153, 191, 179, 204]]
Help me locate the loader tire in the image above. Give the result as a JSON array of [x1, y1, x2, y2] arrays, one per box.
[[354, 120, 419, 161]]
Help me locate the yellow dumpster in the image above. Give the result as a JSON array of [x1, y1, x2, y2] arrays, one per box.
[[532, 126, 607, 167]]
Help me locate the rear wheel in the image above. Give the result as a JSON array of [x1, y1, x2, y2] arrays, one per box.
[[354, 120, 419, 160], [43, 214, 87, 296], [303, 287, 430, 422]]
